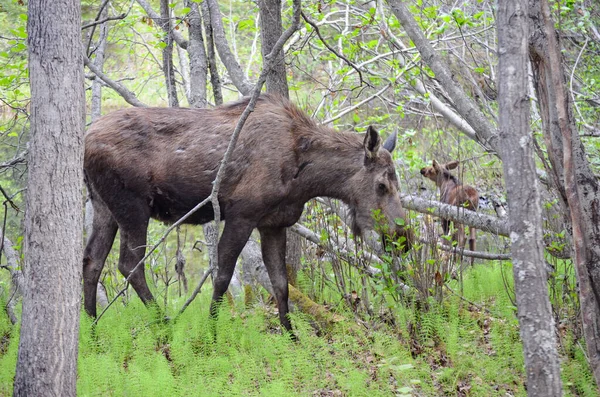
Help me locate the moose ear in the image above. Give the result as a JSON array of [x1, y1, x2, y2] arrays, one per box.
[[432, 159, 441, 170], [382, 130, 397, 153], [363, 126, 382, 160], [446, 160, 459, 170]]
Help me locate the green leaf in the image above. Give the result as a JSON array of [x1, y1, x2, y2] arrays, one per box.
[[237, 19, 254, 30]]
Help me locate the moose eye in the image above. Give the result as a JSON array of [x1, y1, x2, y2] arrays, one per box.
[[378, 183, 387, 194]]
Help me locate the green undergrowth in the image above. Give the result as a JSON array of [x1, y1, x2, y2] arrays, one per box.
[[0, 263, 596, 396]]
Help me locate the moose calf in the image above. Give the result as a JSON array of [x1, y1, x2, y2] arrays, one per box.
[[420, 160, 479, 264]]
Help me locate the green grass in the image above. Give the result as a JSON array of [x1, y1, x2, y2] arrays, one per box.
[[0, 262, 596, 396]]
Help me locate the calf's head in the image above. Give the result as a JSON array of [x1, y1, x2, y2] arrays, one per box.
[[349, 127, 412, 252], [420, 160, 459, 188]]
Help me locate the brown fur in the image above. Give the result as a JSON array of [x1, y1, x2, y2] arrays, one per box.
[[420, 160, 479, 263], [83, 94, 412, 332]]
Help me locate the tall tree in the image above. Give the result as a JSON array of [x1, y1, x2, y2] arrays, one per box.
[[497, 0, 562, 394], [529, 0, 600, 384], [13, 0, 85, 395]]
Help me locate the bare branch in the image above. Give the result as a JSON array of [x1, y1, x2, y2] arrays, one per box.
[[83, 54, 147, 108], [301, 11, 368, 87], [82, 13, 126, 30]]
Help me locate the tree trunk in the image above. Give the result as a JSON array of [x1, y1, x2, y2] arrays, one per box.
[[258, 0, 289, 97], [186, 0, 208, 108], [91, 4, 109, 122], [200, 0, 223, 105], [14, 0, 84, 394], [497, 0, 562, 394], [205, 0, 253, 95], [160, 0, 179, 107], [529, 0, 600, 385]]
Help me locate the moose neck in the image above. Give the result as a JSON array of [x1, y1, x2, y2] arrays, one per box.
[[294, 133, 365, 205], [439, 175, 460, 203]]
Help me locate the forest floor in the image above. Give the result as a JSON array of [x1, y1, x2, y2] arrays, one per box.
[[0, 263, 596, 396]]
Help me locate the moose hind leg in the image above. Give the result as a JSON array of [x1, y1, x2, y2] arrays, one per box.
[[118, 215, 155, 307], [258, 227, 292, 333], [83, 200, 118, 317]]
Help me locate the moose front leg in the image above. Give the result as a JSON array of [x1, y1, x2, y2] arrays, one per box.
[[210, 220, 255, 316], [258, 226, 292, 333]]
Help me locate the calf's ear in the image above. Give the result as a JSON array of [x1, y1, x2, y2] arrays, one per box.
[[364, 125, 382, 160], [446, 160, 459, 170]]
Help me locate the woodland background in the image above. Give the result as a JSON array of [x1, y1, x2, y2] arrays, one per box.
[[0, 0, 599, 395]]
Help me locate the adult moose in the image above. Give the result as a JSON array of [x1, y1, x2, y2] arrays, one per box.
[[420, 160, 479, 265], [83, 94, 412, 332]]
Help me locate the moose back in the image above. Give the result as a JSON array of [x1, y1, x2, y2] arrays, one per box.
[[83, 94, 411, 332]]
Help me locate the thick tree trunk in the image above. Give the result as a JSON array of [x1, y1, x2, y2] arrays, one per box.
[[529, 0, 600, 385], [497, 0, 562, 394], [14, 0, 84, 395]]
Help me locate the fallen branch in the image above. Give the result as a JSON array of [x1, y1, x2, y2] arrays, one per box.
[[417, 238, 511, 260], [401, 194, 509, 237]]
